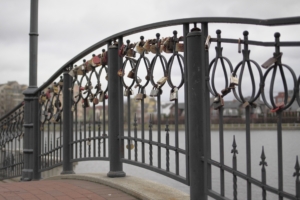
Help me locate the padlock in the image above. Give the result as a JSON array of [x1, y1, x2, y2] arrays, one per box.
[[91, 55, 101, 67], [150, 45, 157, 54], [205, 35, 211, 50], [170, 87, 178, 101], [117, 69, 124, 77], [238, 38, 241, 53], [82, 98, 90, 108], [163, 37, 173, 53], [213, 94, 224, 110], [118, 44, 126, 57], [157, 76, 167, 85], [127, 69, 135, 79], [99, 92, 108, 102], [93, 97, 99, 104], [230, 74, 239, 88], [126, 143, 135, 150], [135, 41, 145, 54], [53, 111, 62, 122], [101, 51, 108, 65], [261, 53, 282, 69], [126, 49, 136, 58], [39, 94, 47, 104], [53, 84, 59, 95], [71, 105, 76, 112], [135, 88, 146, 100], [143, 40, 151, 51], [124, 88, 133, 96], [150, 87, 160, 97], [221, 88, 231, 96], [175, 43, 184, 52]]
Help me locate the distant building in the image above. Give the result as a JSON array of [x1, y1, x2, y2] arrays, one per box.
[[0, 81, 27, 118]]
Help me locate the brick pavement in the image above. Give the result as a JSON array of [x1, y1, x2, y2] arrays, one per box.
[[0, 179, 138, 200]]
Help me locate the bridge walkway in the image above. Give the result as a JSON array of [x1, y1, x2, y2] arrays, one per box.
[[0, 174, 189, 200]]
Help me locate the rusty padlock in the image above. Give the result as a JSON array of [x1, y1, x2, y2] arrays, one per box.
[[127, 69, 135, 79], [213, 94, 224, 110]]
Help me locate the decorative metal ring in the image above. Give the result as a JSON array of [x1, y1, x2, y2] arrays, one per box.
[[261, 63, 297, 110], [166, 53, 185, 89], [150, 54, 168, 88]]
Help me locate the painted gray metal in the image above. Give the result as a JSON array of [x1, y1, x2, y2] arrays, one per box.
[[107, 44, 126, 178], [187, 29, 207, 199], [61, 68, 75, 174]]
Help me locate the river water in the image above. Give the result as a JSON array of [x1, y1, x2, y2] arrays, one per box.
[[73, 130, 300, 199]]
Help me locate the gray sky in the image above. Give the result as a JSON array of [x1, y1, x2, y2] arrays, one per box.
[[1, 0, 300, 102]]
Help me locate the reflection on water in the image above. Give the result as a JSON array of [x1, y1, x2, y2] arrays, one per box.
[[74, 130, 300, 199]]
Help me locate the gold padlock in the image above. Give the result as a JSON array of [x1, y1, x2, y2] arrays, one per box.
[[175, 43, 184, 52], [143, 39, 151, 51], [126, 49, 136, 58], [157, 76, 167, 85], [126, 143, 135, 150], [53, 84, 59, 95]]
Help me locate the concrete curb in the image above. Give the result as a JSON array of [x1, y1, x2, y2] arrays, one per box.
[[44, 173, 190, 200]]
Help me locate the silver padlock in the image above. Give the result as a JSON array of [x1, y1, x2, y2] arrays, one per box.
[[170, 87, 178, 101], [230, 74, 239, 88], [99, 92, 108, 102], [135, 88, 146, 100], [150, 87, 159, 97], [205, 35, 211, 50]]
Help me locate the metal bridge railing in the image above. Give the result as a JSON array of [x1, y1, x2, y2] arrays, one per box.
[[0, 16, 300, 200]]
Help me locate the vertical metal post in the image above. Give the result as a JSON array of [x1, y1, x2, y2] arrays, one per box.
[[22, 0, 40, 181], [202, 22, 211, 191], [187, 25, 209, 199], [118, 37, 125, 162], [183, 23, 190, 185], [61, 66, 75, 174], [107, 43, 126, 178]]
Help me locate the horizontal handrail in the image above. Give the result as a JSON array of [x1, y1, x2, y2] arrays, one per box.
[[0, 102, 23, 123], [34, 16, 300, 94]]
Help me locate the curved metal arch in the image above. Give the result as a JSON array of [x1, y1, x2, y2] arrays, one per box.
[[35, 16, 300, 94]]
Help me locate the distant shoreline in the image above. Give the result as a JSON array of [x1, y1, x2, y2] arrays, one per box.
[[123, 123, 300, 131]]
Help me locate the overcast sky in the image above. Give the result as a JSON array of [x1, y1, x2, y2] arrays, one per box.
[[1, 0, 300, 102]]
